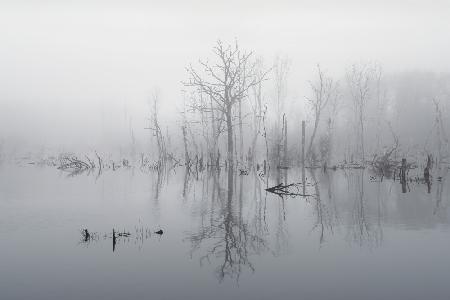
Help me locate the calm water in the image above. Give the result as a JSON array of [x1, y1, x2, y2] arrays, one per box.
[[1, 163, 450, 300]]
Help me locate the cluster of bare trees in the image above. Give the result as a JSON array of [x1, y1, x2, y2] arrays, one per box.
[[179, 41, 346, 174], [26, 40, 449, 181], [305, 64, 339, 165], [19, 39, 447, 179], [183, 40, 270, 169], [177, 41, 450, 177]]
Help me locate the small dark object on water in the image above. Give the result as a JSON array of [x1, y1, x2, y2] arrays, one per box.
[[155, 229, 163, 235], [239, 169, 249, 175]]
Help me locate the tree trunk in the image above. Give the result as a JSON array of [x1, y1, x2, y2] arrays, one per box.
[[239, 100, 244, 163], [284, 116, 288, 166], [359, 107, 365, 163], [307, 111, 320, 163], [182, 125, 190, 166], [226, 104, 234, 168], [302, 120, 306, 195]]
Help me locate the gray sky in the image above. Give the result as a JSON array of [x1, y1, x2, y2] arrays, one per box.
[[1, 0, 449, 150]]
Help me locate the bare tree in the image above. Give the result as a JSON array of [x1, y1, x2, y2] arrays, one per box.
[[431, 98, 449, 165], [346, 63, 374, 164], [249, 58, 265, 165], [145, 89, 166, 164], [305, 64, 338, 164], [184, 40, 269, 167], [374, 63, 386, 155], [273, 55, 290, 167], [324, 82, 341, 166]]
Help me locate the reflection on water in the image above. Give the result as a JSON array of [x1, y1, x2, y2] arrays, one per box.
[[1, 164, 450, 299], [188, 168, 269, 282]]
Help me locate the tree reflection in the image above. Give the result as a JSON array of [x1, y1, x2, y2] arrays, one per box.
[[347, 169, 382, 248], [188, 167, 269, 282], [433, 167, 448, 217], [310, 169, 336, 246], [274, 168, 289, 256]]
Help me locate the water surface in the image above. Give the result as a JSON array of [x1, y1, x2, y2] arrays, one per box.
[[1, 164, 450, 300]]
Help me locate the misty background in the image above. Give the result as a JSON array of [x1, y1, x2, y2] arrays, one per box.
[[1, 0, 450, 155]]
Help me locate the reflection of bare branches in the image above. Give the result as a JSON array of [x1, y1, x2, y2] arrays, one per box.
[[433, 167, 448, 216], [152, 163, 168, 211], [250, 170, 269, 253], [347, 170, 382, 248], [188, 168, 269, 283], [182, 166, 192, 200], [309, 170, 334, 246], [274, 195, 289, 256], [375, 180, 384, 245]]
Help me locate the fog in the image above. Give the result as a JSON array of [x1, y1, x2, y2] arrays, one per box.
[[3, 2, 450, 300], [1, 0, 450, 153]]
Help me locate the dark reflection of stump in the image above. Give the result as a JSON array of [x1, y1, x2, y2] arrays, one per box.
[[401, 179, 407, 193], [83, 229, 90, 242], [400, 158, 407, 193], [113, 229, 117, 252], [424, 164, 431, 194], [426, 177, 432, 194], [182, 165, 190, 199]]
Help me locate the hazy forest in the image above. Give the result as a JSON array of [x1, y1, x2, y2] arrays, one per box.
[[3, 40, 448, 181], [1, 2, 450, 300]]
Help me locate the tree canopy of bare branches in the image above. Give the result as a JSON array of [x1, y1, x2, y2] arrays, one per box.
[[305, 64, 339, 164], [346, 63, 374, 163], [184, 40, 269, 167]]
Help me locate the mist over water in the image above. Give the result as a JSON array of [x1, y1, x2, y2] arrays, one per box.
[[1, 1, 450, 300]]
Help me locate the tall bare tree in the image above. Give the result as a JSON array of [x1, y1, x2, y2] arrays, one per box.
[[145, 89, 166, 164], [184, 40, 269, 167], [273, 55, 290, 166], [305, 64, 338, 164], [374, 63, 385, 155], [249, 58, 265, 165], [346, 63, 374, 163]]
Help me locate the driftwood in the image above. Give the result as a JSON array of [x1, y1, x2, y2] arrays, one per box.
[[58, 155, 91, 172], [265, 182, 316, 197]]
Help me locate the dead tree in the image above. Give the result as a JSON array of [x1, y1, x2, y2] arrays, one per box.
[[145, 89, 166, 164], [273, 55, 290, 167], [371, 121, 399, 178], [346, 63, 374, 164], [324, 82, 341, 166], [282, 114, 288, 166], [305, 64, 338, 164], [182, 125, 190, 166], [374, 64, 385, 154], [249, 58, 265, 165], [184, 40, 269, 168], [431, 98, 449, 166]]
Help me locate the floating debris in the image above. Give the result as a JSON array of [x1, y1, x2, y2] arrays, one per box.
[[79, 225, 163, 252]]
